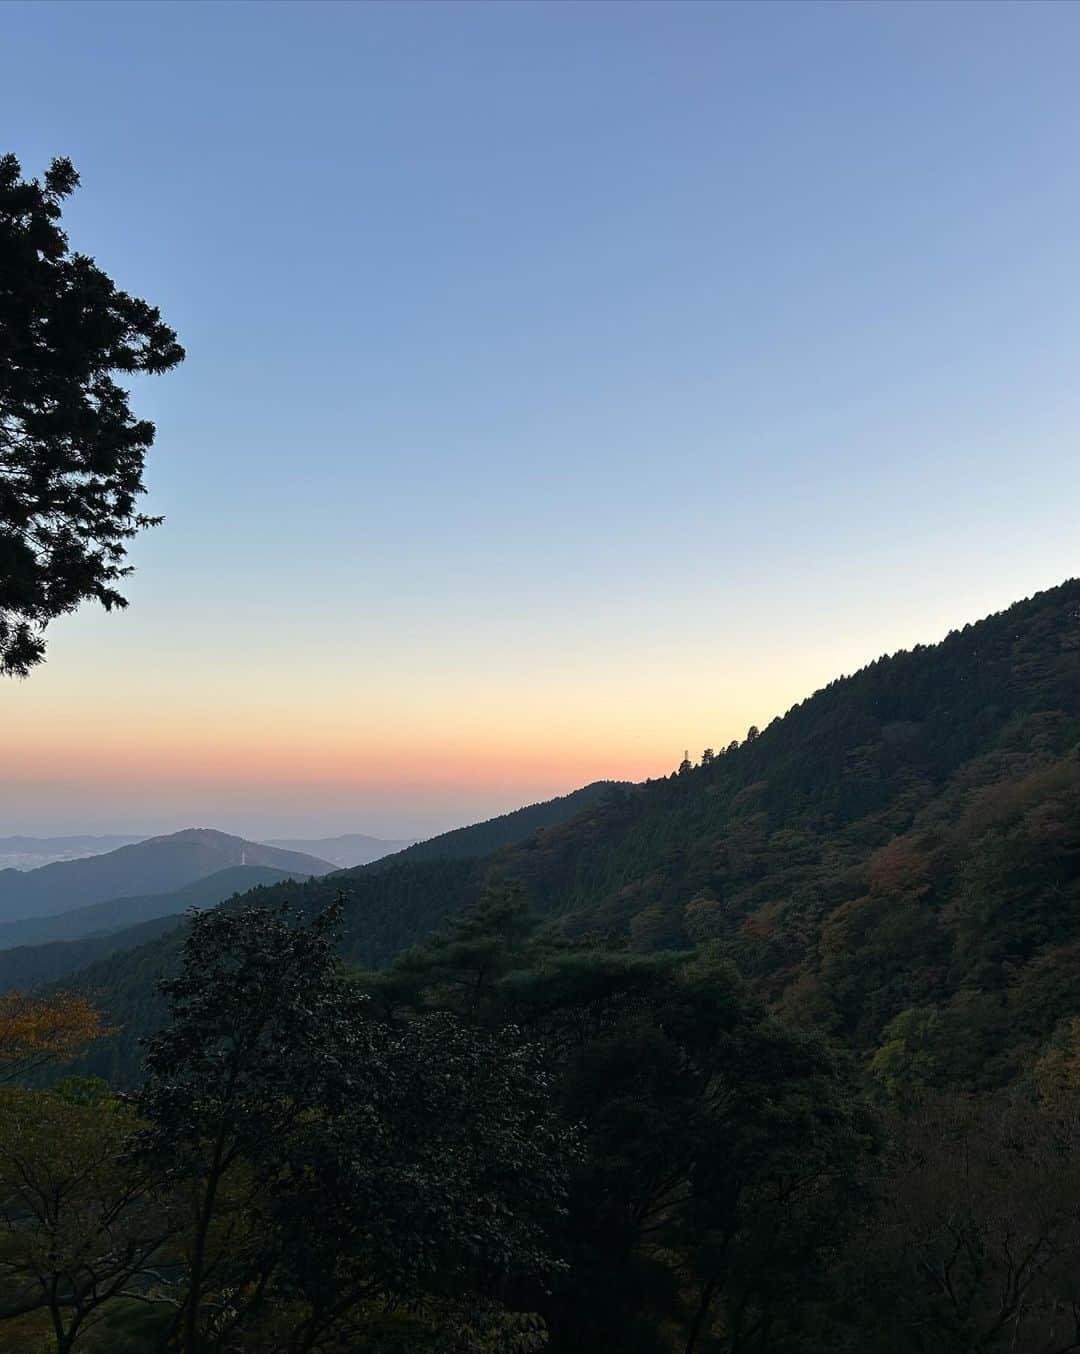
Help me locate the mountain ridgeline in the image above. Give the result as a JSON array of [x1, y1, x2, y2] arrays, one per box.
[[0, 829, 334, 924], [263, 833, 416, 868], [46, 581, 1080, 1093], [0, 835, 142, 871]]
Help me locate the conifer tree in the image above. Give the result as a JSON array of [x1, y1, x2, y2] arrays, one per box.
[[0, 154, 183, 674]]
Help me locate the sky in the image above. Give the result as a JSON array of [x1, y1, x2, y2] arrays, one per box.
[[2, 0, 1079, 839]]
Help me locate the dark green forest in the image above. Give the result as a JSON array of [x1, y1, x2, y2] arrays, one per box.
[[4, 579, 1080, 1351]]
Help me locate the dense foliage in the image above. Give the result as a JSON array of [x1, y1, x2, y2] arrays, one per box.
[[0, 155, 183, 675], [19, 886, 1080, 1352], [360, 889, 878, 1353]]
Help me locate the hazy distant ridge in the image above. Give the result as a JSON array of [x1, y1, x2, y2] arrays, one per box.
[[264, 833, 415, 869], [0, 835, 143, 871], [0, 829, 334, 924], [0, 835, 142, 852]]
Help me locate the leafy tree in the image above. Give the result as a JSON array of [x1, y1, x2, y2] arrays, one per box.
[[0, 1084, 171, 1353], [683, 892, 725, 945], [272, 1014, 573, 1352], [628, 903, 679, 952], [0, 153, 183, 675], [1034, 1017, 1080, 1108], [368, 899, 877, 1354], [841, 1094, 1080, 1354], [386, 881, 539, 1018], [134, 897, 363, 1352], [135, 896, 575, 1353], [0, 990, 109, 1081], [870, 1006, 945, 1102], [545, 946, 875, 1354]]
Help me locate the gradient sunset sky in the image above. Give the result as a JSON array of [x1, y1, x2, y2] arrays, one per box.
[[2, 1, 1079, 838]]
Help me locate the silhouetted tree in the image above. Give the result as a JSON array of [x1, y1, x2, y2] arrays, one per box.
[[135, 897, 574, 1353], [0, 154, 183, 675], [135, 899, 358, 1352]]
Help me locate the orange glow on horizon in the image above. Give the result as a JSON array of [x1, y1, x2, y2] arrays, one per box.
[[3, 723, 676, 794]]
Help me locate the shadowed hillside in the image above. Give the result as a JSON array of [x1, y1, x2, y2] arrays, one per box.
[[0, 913, 189, 996], [0, 865, 303, 951]]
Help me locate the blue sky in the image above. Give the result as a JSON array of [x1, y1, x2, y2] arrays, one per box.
[[2, 1, 1079, 837]]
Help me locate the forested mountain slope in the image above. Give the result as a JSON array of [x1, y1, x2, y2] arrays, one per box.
[[49, 582, 1080, 1090], [362, 781, 626, 869], [0, 865, 299, 949], [0, 912, 185, 995], [504, 579, 1080, 1086]]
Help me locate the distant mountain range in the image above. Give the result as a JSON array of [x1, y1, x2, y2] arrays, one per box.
[[0, 831, 416, 874], [0, 829, 334, 925], [0, 835, 142, 871], [263, 833, 416, 869]]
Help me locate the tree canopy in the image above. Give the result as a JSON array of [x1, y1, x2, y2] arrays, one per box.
[[0, 153, 183, 675], [133, 898, 576, 1353]]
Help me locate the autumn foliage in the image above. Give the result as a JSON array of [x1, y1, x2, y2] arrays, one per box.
[[0, 991, 111, 1081]]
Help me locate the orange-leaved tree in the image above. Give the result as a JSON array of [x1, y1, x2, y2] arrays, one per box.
[[0, 991, 111, 1082]]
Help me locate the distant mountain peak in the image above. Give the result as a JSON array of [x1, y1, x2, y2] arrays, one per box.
[[145, 828, 246, 846], [0, 829, 335, 925], [263, 832, 418, 869]]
